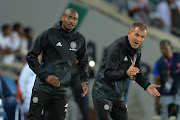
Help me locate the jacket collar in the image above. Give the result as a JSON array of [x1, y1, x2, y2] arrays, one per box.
[[120, 36, 139, 54], [53, 21, 76, 37]]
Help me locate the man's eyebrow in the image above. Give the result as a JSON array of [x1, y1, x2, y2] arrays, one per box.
[[141, 34, 146, 38]]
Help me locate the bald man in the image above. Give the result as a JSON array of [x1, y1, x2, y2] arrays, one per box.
[[26, 8, 89, 120]]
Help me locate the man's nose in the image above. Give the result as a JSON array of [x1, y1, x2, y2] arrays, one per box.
[[138, 36, 143, 42], [69, 18, 74, 23], [137, 37, 141, 41]]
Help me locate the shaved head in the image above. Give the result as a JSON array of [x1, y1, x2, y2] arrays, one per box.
[[63, 8, 79, 18], [61, 8, 79, 32]]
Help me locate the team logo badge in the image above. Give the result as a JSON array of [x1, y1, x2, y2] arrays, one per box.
[[69, 41, 77, 51]]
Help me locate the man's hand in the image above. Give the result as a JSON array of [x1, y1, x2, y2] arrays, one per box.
[[81, 81, 88, 97], [46, 75, 60, 87], [146, 84, 161, 97], [127, 62, 140, 76]]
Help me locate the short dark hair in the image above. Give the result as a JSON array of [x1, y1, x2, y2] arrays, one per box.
[[129, 22, 147, 31], [13, 23, 21, 31], [1, 24, 10, 31], [24, 27, 32, 34], [160, 40, 172, 47]]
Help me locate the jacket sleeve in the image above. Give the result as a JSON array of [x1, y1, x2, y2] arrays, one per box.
[[104, 45, 128, 82], [135, 53, 150, 90], [76, 37, 89, 82], [26, 30, 49, 80]]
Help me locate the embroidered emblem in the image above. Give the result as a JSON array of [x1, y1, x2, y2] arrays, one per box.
[[69, 41, 77, 51]]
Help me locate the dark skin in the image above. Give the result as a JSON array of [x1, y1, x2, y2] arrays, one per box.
[[46, 9, 88, 97], [61, 9, 79, 32], [160, 44, 173, 59], [154, 44, 173, 113], [72, 58, 88, 97], [46, 75, 60, 87]]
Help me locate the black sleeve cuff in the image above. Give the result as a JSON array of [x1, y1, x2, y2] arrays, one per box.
[[80, 75, 89, 83], [124, 70, 128, 78], [38, 72, 50, 80], [135, 73, 151, 91], [144, 82, 151, 90]]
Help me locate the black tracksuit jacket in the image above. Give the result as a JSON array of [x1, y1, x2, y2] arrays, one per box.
[[26, 22, 89, 94], [92, 36, 150, 102]]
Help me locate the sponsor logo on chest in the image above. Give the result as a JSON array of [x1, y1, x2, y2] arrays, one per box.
[[56, 42, 62, 47], [124, 56, 128, 61]]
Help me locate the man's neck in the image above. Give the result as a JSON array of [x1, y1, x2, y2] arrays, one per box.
[[61, 25, 71, 33], [165, 53, 173, 59]]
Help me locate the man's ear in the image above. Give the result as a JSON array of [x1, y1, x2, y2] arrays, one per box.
[[128, 30, 130, 35], [75, 20, 78, 25], [61, 16, 64, 21]]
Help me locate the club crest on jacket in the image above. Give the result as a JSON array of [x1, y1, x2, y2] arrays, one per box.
[[69, 41, 77, 51]]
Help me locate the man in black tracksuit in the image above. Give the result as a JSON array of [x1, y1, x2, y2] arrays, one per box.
[[92, 22, 161, 120], [26, 9, 89, 120]]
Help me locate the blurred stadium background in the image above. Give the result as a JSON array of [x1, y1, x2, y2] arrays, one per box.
[[0, 0, 180, 120]]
